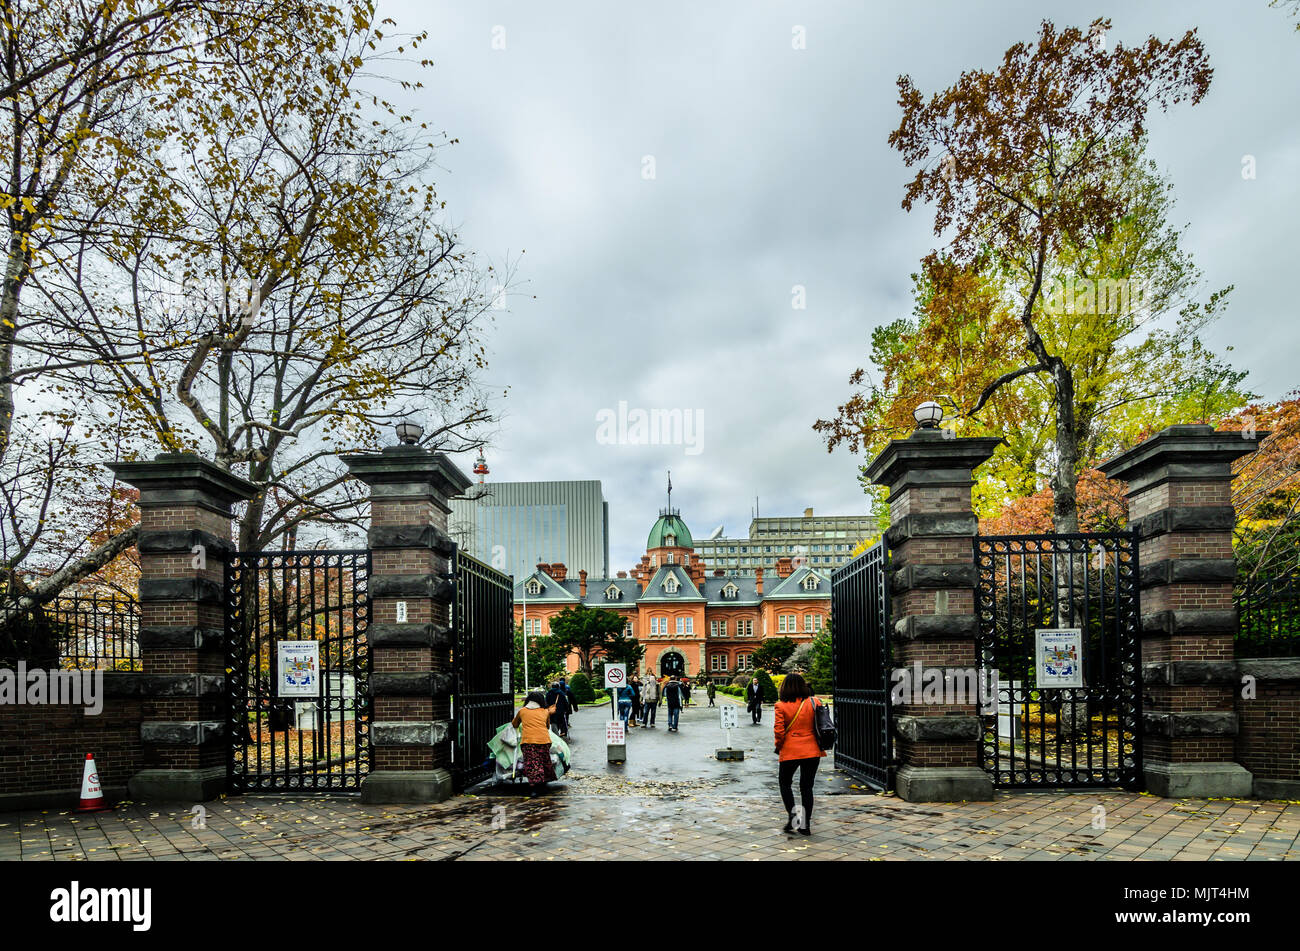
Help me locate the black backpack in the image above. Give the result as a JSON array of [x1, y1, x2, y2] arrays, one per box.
[[812, 698, 837, 750]]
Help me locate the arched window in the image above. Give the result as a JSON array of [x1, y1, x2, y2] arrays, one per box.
[[525, 579, 542, 596]]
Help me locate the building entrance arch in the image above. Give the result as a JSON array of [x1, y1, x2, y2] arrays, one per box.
[[659, 650, 686, 678]]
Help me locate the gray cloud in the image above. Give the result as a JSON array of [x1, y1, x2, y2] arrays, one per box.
[[381, 0, 1300, 574]]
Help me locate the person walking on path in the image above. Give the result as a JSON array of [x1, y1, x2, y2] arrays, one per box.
[[616, 681, 636, 726], [746, 676, 764, 724], [641, 674, 660, 727], [511, 691, 559, 797], [628, 676, 643, 727], [545, 681, 571, 737], [663, 675, 685, 732], [682, 678, 692, 707], [561, 677, 578, 715], [773, 672, 826, 835], [706, 681, 716, 707]]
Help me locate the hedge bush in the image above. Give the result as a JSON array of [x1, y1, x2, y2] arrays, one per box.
[[755, 669, 777, 703], [569, 671, 596, 704]]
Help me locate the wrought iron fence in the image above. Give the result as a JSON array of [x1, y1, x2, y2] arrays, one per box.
[[0, 593, 140, 670], [1236, 569, 1300, 658], [830, 540, 891, 790]]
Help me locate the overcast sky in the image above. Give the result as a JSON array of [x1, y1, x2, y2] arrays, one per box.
[[379, 0, 1300, 575]]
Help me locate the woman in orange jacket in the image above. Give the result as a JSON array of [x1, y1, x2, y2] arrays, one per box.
[[773, 672, 825, 835], [512, 691, 558, 795]]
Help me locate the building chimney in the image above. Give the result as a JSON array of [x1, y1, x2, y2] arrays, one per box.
[[617, 571, 627, 579], [539, 562, 566, 582], [755, 567, 764, 596], [776, 557, 794, 579], [579, 569, 587, 598], [714, 568, 725, 577], [804, 507, 813, 518]]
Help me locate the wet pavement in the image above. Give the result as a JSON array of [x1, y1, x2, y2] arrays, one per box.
[[4, 697, 1299, 861]]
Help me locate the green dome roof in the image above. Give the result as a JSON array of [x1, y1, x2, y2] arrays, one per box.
[[647, 510, 692, 549]]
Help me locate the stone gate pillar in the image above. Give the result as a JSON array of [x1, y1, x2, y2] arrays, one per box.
[[109, 453, 257, 801], [1100, 424, 1262, 797], [342, 443, 471, 803], [864, 429, 1001, 802]]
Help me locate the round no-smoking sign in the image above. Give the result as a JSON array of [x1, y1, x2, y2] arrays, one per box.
[[604, 663, 627, 689]]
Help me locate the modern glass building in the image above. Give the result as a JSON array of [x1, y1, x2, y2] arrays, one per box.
[[448, 480, 609, 584]]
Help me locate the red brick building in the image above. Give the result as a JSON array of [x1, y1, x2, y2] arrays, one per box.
[[513, 507, 830, 681]]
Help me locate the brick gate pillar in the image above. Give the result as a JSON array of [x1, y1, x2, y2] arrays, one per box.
[[108, 453, 257, 802], [1100, 424, 1262, 798], [342, 443, 471, 804], [864, 429, 1001, 802]]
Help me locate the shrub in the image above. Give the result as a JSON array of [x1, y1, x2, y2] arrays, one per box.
[[755, 669, 777, 703], [569, 671, 596, 704], [730, 673, 752, 689]]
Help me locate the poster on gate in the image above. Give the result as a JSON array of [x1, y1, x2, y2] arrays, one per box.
[[1035, 628, 1083, 688], [277, 640, 321, 697]]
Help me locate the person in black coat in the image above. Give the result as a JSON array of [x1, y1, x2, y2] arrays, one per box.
[[545, 681, 572, 737], [746, 676, 764, 724]]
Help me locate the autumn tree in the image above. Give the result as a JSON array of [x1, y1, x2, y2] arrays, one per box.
[[882, 18, 1215, 532], [1221, 396, 1300, 581], [0, 2, 364, 611]]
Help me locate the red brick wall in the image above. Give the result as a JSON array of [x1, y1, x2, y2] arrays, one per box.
[[0, 682, 143, 804], [1236, 675, 1300, 787]]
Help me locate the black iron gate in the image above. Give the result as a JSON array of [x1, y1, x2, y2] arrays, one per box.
[[830, 540, 891, 789], [451, 549, 514, 791], [974, 532, 1141, 789], [225, 550, 371, 792]]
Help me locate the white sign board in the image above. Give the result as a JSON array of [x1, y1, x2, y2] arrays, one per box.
[[1036, 628, 1084, 688], [719, 705, 739, 730], [277, 641, 320, 698], [606, 720, 626, 745], [501, 662, 511, 694], [604, 663, 627, 690]]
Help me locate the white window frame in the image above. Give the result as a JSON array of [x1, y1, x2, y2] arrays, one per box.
[[804, 614, 815, 632], [525, 579, 542, 596]]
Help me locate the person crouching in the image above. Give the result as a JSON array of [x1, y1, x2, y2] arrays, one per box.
[[512, 691, 558, 796]]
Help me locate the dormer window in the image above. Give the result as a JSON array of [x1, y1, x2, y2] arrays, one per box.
[[605, 584, 621, 601], [722, 582, 739, 599], [663, 576, 680, 594], [801, 575, 820, 591], [665, 534, 676, 547], [525, 579, 543, 596]]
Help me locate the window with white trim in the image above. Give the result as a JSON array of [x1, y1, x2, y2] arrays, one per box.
[[525, 579, 542, 596], [814, 614, 823, 631], [710, 654, 728, 672], [802, 575, 820, 590], [736, 653, 753, 671], [804, 614, 815, 632], [778, 614, 788, 633], [605, 584, 621, 600], [664, 575, 679, 593]]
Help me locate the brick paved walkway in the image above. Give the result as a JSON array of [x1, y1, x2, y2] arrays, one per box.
[[3, 788, 1299, 861], [7, 701, 1298, 861]]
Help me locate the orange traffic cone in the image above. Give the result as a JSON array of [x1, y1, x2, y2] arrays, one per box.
[[75, 752, 110, 812]]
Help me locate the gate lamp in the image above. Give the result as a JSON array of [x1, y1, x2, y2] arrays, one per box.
[[395, 420, 423, 445], [913, 401, 943, 430]]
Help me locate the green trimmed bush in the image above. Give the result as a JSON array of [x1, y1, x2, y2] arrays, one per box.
[[569, 671, 595, 704], [755, 669, 777, 703]]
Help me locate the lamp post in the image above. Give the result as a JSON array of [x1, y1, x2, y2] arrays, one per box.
[[395, 420, 423, 445], [913, 400, 943, 430]]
